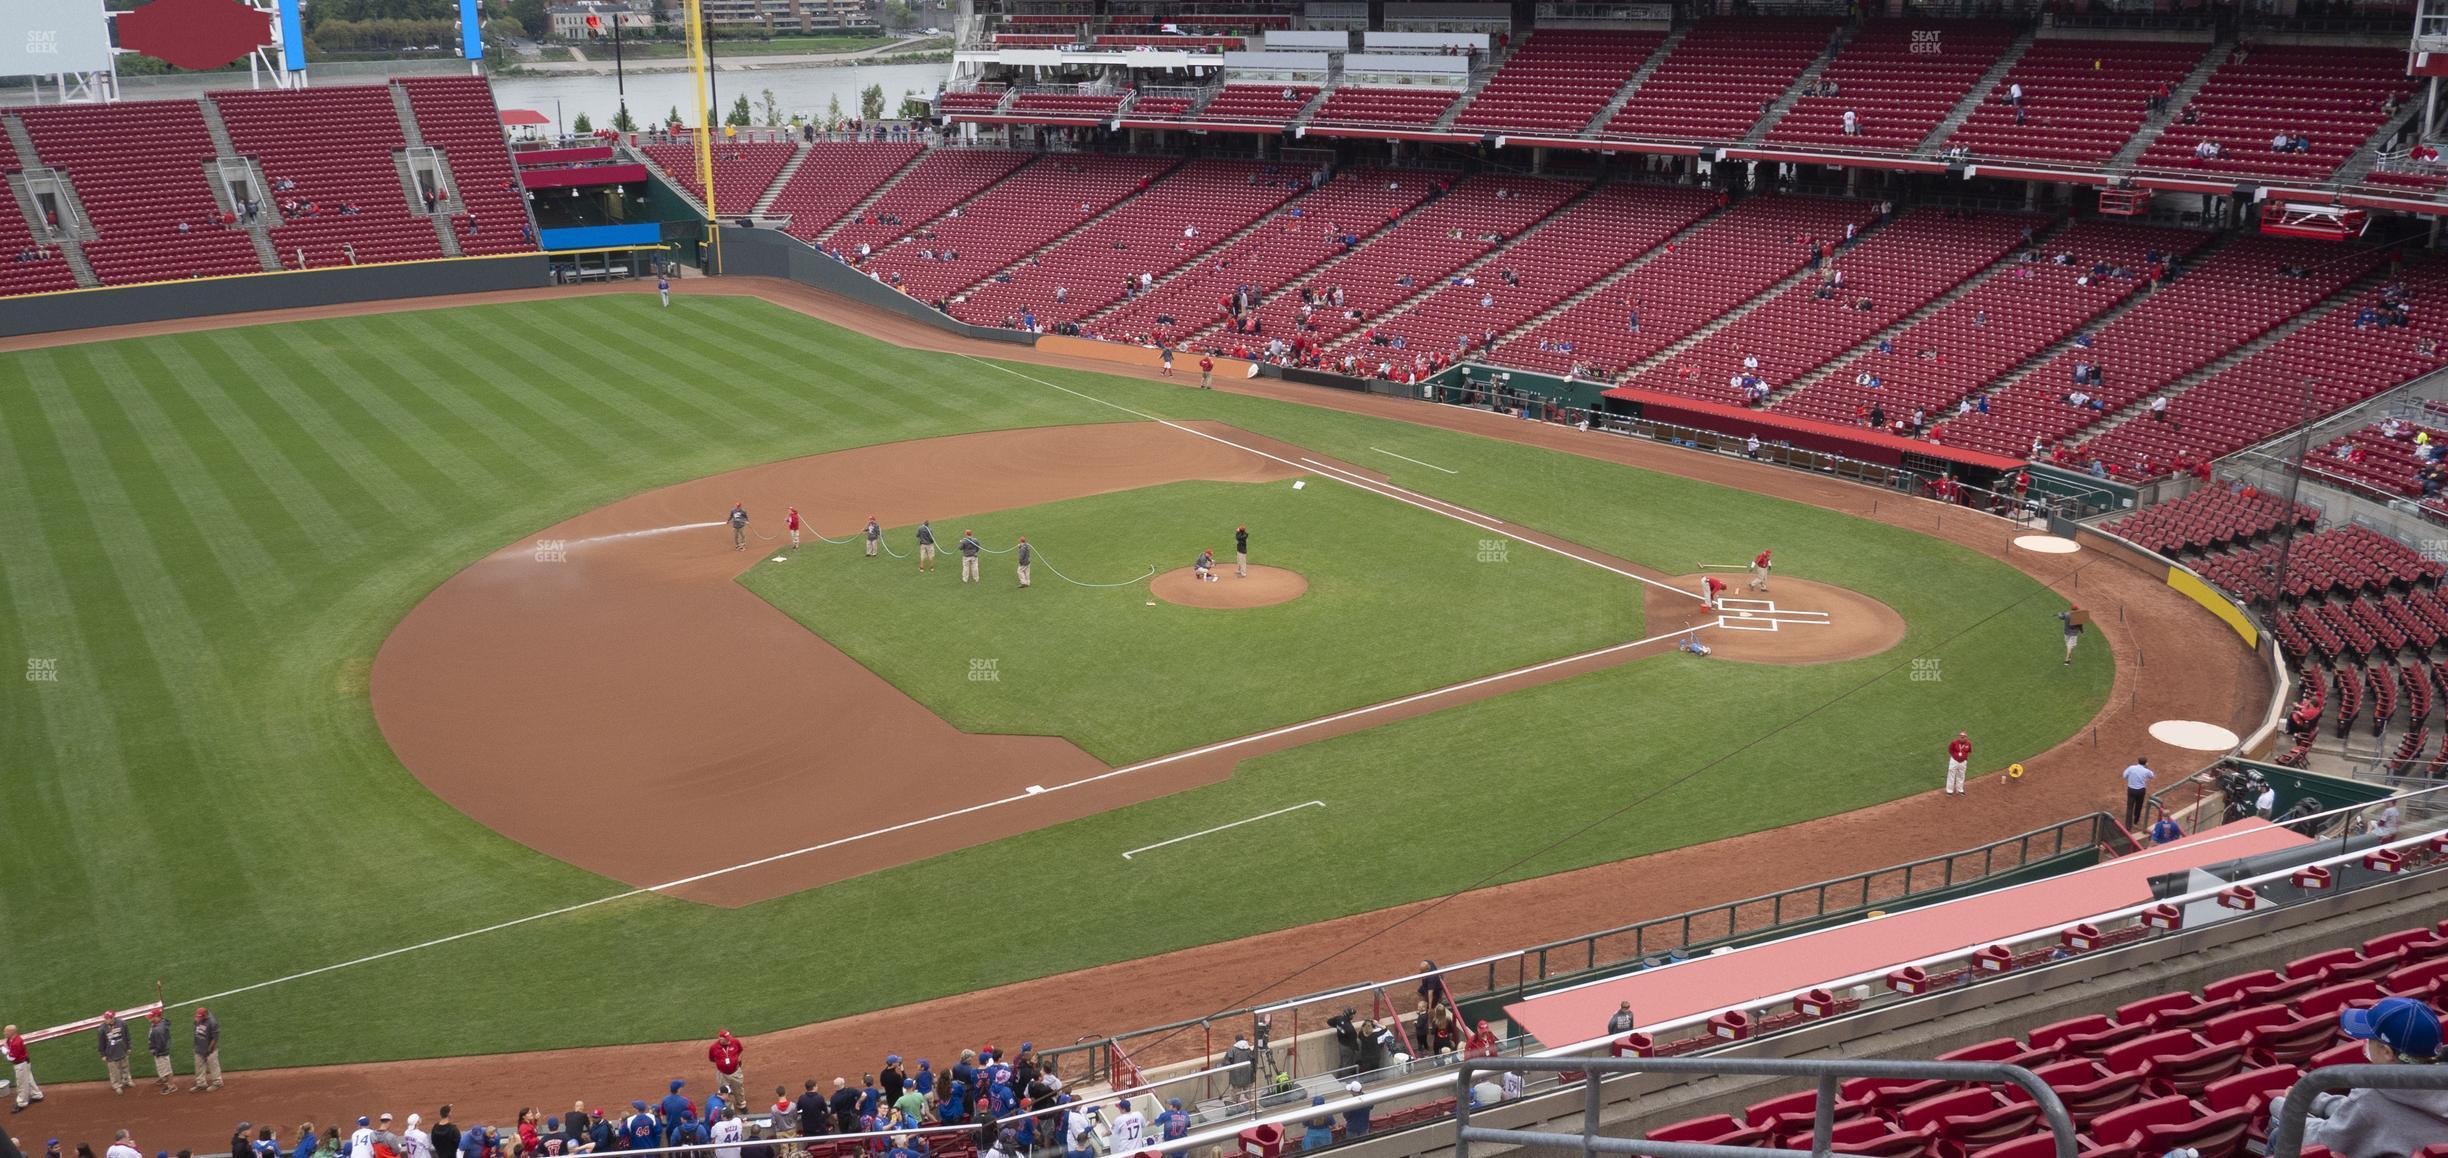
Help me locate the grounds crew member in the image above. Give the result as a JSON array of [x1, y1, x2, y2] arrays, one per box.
[[865, 516, 881, 558], [2057, 605, 2087, 664], [729, 503, 749, 552], [959, 530, 982, 584], [147, 1008, 175, 1093], [97, 1009, 133, 1094], [915, 521, 936, 573], [1235, 525, 1249, 577], [1750, 548, 1773, 592], [192, 1006, 221, 1091], [1015, 537, 1032, 588], [785, 507, 802, 551], [6, 1022, 39, 1109], [1199, 357, 1215, 389], [1195, 549, 1217, 582], [1945, 731, 1971, 796]]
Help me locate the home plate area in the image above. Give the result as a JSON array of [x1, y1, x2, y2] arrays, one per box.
[[1714, 597, 1834, 633]]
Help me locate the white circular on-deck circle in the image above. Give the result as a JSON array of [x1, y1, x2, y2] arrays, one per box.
[[2148, 720, 2241, 751], [2012, 535, 2082, 555]]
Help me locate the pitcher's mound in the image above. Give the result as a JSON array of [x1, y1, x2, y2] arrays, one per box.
[[1151, 565, 1308, 609]]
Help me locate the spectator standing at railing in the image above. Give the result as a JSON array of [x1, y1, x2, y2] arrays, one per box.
[[1155, 1100, 1190, 1144]]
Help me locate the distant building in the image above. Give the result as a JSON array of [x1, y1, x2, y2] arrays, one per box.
[[690, 0, 875, 33], [548, 1, 656, 39]]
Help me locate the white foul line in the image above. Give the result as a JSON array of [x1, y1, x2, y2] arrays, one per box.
[[1123, 801, 1326, 860], [950, 354, 1705, 603], [173, 621, 1702, 1011], [1370, 446, 1458, 474]]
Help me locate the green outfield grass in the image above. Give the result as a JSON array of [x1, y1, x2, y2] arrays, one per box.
[[740, 480, 1646, 764], [0, 294, 2109, 1076]]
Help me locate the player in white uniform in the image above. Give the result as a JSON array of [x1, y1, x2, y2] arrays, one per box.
[[1108, 1099, 1148, 1155]]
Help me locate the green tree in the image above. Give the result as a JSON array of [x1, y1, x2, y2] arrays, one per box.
[[668, 104, 685, 128], [508, 0, 548, 39], [758, 87, 782, 126], [484, 16, 526, 41], [877, 0, 916, 30], [611, 105, 638, 132], [898, 90, 931, 120], [572, 111, 593, 133], [725, 94, 752, 127], [825, 93, 844, 130], [860, 83, 885, 122]]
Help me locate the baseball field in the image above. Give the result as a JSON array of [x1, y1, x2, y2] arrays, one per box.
[[0, 289, 2111, 1079]]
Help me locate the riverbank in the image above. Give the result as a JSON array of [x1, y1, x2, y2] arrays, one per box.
[[502, 35, 948, 75]]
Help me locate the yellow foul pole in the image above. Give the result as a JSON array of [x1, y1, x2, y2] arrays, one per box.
[[685, 0, 721, 272]]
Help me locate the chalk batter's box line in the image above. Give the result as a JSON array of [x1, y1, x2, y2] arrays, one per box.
[[1714, 618, 1780, 633]]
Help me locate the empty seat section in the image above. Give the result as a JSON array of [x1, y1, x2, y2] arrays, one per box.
[[2137, 45, 2412, 180], [1324, 184, 1717, 361], [16, 98, 264, 285], [639, 135, 796, 214], [1777, 221, 2207, 427], [1605, 18, 1838, 141], [771, 142, 924, 243], [1089, 167, 1435, 346], [1196, 84, 1317, 125], [1936, 237, 2378, 460], [214, 85, 439, 269], [1625, 208, 2033, 406], [863, 152, 1174, 302], [0, 129, 83, 296], [397, 75, 538, 256], [1766, 21, 2016, 151], [2076, 262, 2448, 479], [1306, 87, 1461, 129], [1947, 39, 2209, 164], [1493, 195, 1870, 378], [1452, 29, 1663, 134], [1006, 91, 1129, 116], [825, 150, 1033, 252], [1233, 175, 1580, 348], [952, 159, 1299, 328]]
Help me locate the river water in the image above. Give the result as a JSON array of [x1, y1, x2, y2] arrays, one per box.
[[488, 61, 950, 130], [61, 59, 949, 131]]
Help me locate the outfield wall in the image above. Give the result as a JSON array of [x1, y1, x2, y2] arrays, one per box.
[[0, 253, 554, 339], [2073, 524, 2290, 759]]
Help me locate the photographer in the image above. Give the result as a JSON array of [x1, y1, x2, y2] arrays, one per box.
[[1327, 1009, 1362, 1076]]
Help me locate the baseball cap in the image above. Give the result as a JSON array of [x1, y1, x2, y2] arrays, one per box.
[[1167, 1100, 1181, 1110], [1116, 1099, 1129, 1111], [2340, 997, 2443, 1057], [1345, 1082, 1362, 1095], [358, 1119, 370, 1128]]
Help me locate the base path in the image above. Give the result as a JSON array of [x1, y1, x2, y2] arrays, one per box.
[[12, 279, 2272, 1150], [1150, 565, 1307, 608]]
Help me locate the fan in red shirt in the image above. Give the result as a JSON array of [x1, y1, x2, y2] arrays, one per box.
[[1945, 731, 1972, 796], [1748, 549, 1773, 592]]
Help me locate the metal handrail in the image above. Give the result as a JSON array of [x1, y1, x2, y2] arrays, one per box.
[[1043, 816, 2111, 1076], [2266, 1064, 2448, 1158], [1453, 1057, 2077, 1158]]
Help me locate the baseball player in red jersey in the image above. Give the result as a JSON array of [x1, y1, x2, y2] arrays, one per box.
[[1945, 731, 1971, 795], [1749, 549, 1773, 592], [785, 506, 802, 551], [1703, 575, 1728, 610]]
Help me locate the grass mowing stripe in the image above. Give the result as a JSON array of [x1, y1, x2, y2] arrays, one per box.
[[365, 314, 638, 466], [286, 324, 516, 505], [329, 315, 576, 486], [508, 316, 771, 445], [208, 328, 443, 529], [644, 302, 924, 430], [83, 342, 297, 618], [436, 312, 686, 457], [451, 309, 738, 449], [0, 368, 131, 949], [8, 352, 248, 979], [153, 334, 370, 556]]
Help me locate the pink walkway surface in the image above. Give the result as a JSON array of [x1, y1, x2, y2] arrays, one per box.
[[1504, 819, 2310, 1046]]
